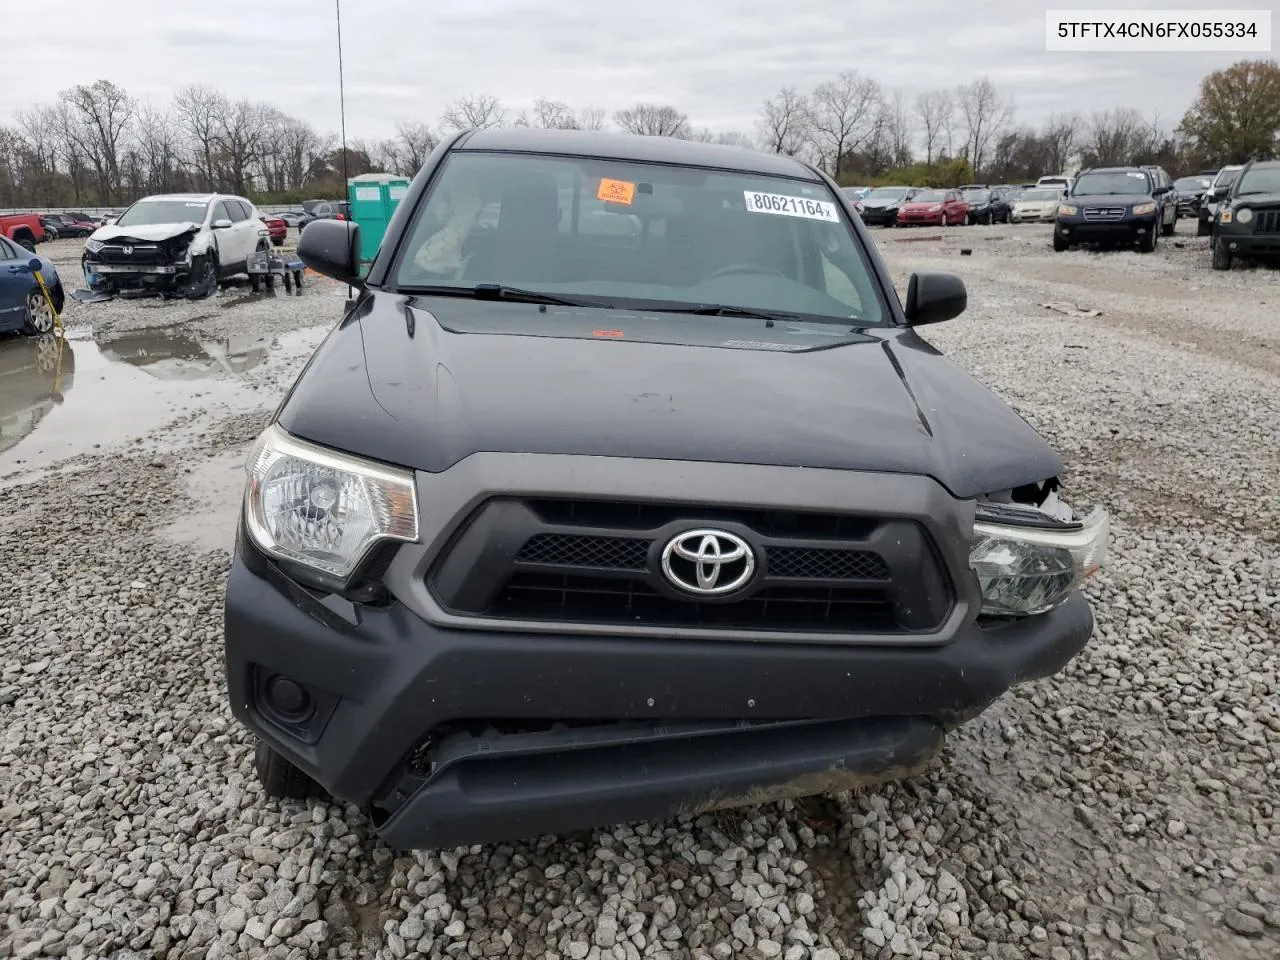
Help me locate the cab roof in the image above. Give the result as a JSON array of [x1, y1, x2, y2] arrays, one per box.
[[456, 128, 822, 180]]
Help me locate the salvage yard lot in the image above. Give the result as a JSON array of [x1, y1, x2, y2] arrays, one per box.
[[1, 225, 1277, 960]]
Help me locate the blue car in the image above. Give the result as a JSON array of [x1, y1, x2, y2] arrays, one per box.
[[0, 236, 63, 335]]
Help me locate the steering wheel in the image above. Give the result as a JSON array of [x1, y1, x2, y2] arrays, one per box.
[[703, 262, 788, 282]]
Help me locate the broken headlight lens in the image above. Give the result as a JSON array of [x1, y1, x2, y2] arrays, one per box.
[[84, 238, 104, 253], [243, 424, 419, 580], [970, 505, 1109, 617]]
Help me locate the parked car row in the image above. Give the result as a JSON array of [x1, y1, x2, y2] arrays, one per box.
[[846, 184, 1024, 227]]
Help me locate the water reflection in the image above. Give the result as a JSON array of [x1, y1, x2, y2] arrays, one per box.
[[0, 334, 76, 454], [95, 327, 273, 381]]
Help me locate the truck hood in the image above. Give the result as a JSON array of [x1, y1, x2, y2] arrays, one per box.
[[89, 221, 202, 243], [1233, 192, 1280, 207], [277, 293, 1062, 499]]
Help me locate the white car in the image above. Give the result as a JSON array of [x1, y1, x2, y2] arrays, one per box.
[[82, 194, 270, 298], [1009, 189, 1064, 223], [1035, 175, 1075, 195]]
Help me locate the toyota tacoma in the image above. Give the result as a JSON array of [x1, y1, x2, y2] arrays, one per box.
[[224, 129, 1109, 849]]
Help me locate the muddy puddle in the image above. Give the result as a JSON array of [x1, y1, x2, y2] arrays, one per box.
[[0, 322, 329, 474]]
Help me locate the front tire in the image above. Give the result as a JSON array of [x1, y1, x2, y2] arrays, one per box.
[[1052, 232, 1069, 252], [185, 253, 219, 299], [1161, 213, 1175, 236], [1138, 228, 1157, 253], [1212, 237, 1233, 270], [22, 290, 56, 335], [253, 740, 322, 800]]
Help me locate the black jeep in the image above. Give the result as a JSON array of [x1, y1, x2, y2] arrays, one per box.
[[1210, 160, 1280, 270]]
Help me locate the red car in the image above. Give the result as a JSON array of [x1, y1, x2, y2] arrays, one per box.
[[261, 216, 287, 246], [896, 189, 970, 227]]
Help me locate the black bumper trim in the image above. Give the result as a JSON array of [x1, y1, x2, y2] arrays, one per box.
[[376, 716, 943, 849]]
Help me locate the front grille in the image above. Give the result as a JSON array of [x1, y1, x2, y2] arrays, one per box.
[[428, 497, 954, 636], [491, 572, 898, 632], [517, 534, 648, 569], [94, 243, 172, 265], [1253, 209, 1280, 234], [1082, 206, 1125, 221]]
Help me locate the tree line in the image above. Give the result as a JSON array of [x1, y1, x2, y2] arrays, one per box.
[[1, 59, 1276, 208]]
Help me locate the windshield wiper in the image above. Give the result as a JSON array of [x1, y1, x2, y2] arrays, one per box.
[[643, 304, 801, 323], [397, 283, 603, 308]]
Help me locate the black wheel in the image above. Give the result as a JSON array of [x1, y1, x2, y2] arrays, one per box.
[[22, 289, 56, 335], [1212, 237, 1232, 271], [1196, 218, 1211, 237], [1052, 232, 1068, 252], [1161, 214, 1175, 236], [253, 740, 321, 800], [1138, 228, 1157, 253], [983, 211, 993, 225], [18, 238, 36, 254], [185, 253, 218, 300]]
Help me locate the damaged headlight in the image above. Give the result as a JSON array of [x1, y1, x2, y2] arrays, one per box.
[[243, 424, 419, 582], [84, 238, 104, 253], [970, 498, 1109, 617]]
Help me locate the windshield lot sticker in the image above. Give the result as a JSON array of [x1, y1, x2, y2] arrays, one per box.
[[597, 179, 637, 205], [743, 191, 838, 222], [592, 329, 625, 338]]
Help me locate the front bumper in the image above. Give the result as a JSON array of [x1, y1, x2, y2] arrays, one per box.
[[1216, 228, 1280, 257], [897, 212, 947, 225], [226, 531, 1094, 848], [859, 208, 900, 226], [1054, 213, 1158, 244]]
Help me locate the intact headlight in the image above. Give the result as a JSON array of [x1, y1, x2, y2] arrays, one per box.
[[243, 423, 419, 580], [1131, 202, 1157, 216], [1058, 204, 1078, 216], [1236, 207, 1253, 224], [84, 238, 104, 253], [930, 204, 943, 212], [970, 505, 1109, 617]]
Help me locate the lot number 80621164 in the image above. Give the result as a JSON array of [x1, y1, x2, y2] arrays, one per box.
[[743, 190, 839, 222]]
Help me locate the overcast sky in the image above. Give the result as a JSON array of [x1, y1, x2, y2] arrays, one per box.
[[8, 0, 1273, 141]]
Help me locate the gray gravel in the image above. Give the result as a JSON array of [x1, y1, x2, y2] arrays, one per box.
[[2, 223, 1277, 960]]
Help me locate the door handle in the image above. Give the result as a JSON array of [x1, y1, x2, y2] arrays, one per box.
[[7, 265, 25, 273]]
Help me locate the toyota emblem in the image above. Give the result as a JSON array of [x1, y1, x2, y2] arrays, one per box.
[[660, 529, 756, 596]]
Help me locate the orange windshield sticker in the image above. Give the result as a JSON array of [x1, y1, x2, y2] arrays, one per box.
[[597, 178, 636, 205], [592, 329, 625, 338]]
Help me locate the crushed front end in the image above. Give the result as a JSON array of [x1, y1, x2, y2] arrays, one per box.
[[82, 229, 199, 295]]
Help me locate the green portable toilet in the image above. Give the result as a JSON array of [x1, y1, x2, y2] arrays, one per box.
[[347, 172, 411, 274]]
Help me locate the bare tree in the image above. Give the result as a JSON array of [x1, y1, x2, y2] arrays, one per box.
[[576, 106, 608, 131], [956, 77, 1012, 176], [1085, 108, 1149, 166], [809, 71, 882, 177], [441, 94, 505, 131], [714, 131, 756, 149], [880, 89, 914, 168], [915, 89, 953, 165], [59, 80, 134, 201], [528, 98, 578, 129], [614, 103, 691, 138], [393, 121, 438, 174], [1042, 113, 1079, 174], [130, 100, 185, 194], [756, 88, 812, 156], [213, 98, 269, 194], [173, 84, 227, 190]]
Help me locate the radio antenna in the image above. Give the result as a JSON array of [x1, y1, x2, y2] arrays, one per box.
[[335, 0, 352, 300]]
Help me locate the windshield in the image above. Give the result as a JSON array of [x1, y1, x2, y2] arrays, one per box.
[[1072, 171, 1150, 196], [962, 189, 991, 202], [1235, 167, 1280, 196], [115, 199, 210, 227], [910, 190, 946, 203], [1020, 190, 1059, 202], [1174, 177, 1210, 192], [390, 151, 885, 325], [1214, 168, 1242, 188], [866, 187, 909, 200]]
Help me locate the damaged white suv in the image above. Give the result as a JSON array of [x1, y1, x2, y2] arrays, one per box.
[[82, 193, 270, 299]]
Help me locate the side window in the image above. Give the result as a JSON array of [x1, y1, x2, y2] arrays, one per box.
[[225, 200, 248, 223], [0, 237, 17, 260], [315, 203, 331, 217], [211, 201, 230, 223]]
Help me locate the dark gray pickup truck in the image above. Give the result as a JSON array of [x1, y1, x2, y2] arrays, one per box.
[[224, 128, 1109, 850]]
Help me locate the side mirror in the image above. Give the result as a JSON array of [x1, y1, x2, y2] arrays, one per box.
[[213, 218, 233, 229], [298, 218, 362, 284], [904, 272, 966, 327]]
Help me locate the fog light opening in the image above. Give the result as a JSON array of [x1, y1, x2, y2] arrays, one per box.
[[265, 675, 313, 720]]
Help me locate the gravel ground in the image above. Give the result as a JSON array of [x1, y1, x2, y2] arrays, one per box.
[[2, 226, 1277, 960]]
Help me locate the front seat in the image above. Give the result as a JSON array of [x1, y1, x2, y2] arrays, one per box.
[[476, 171, 562, 285]]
